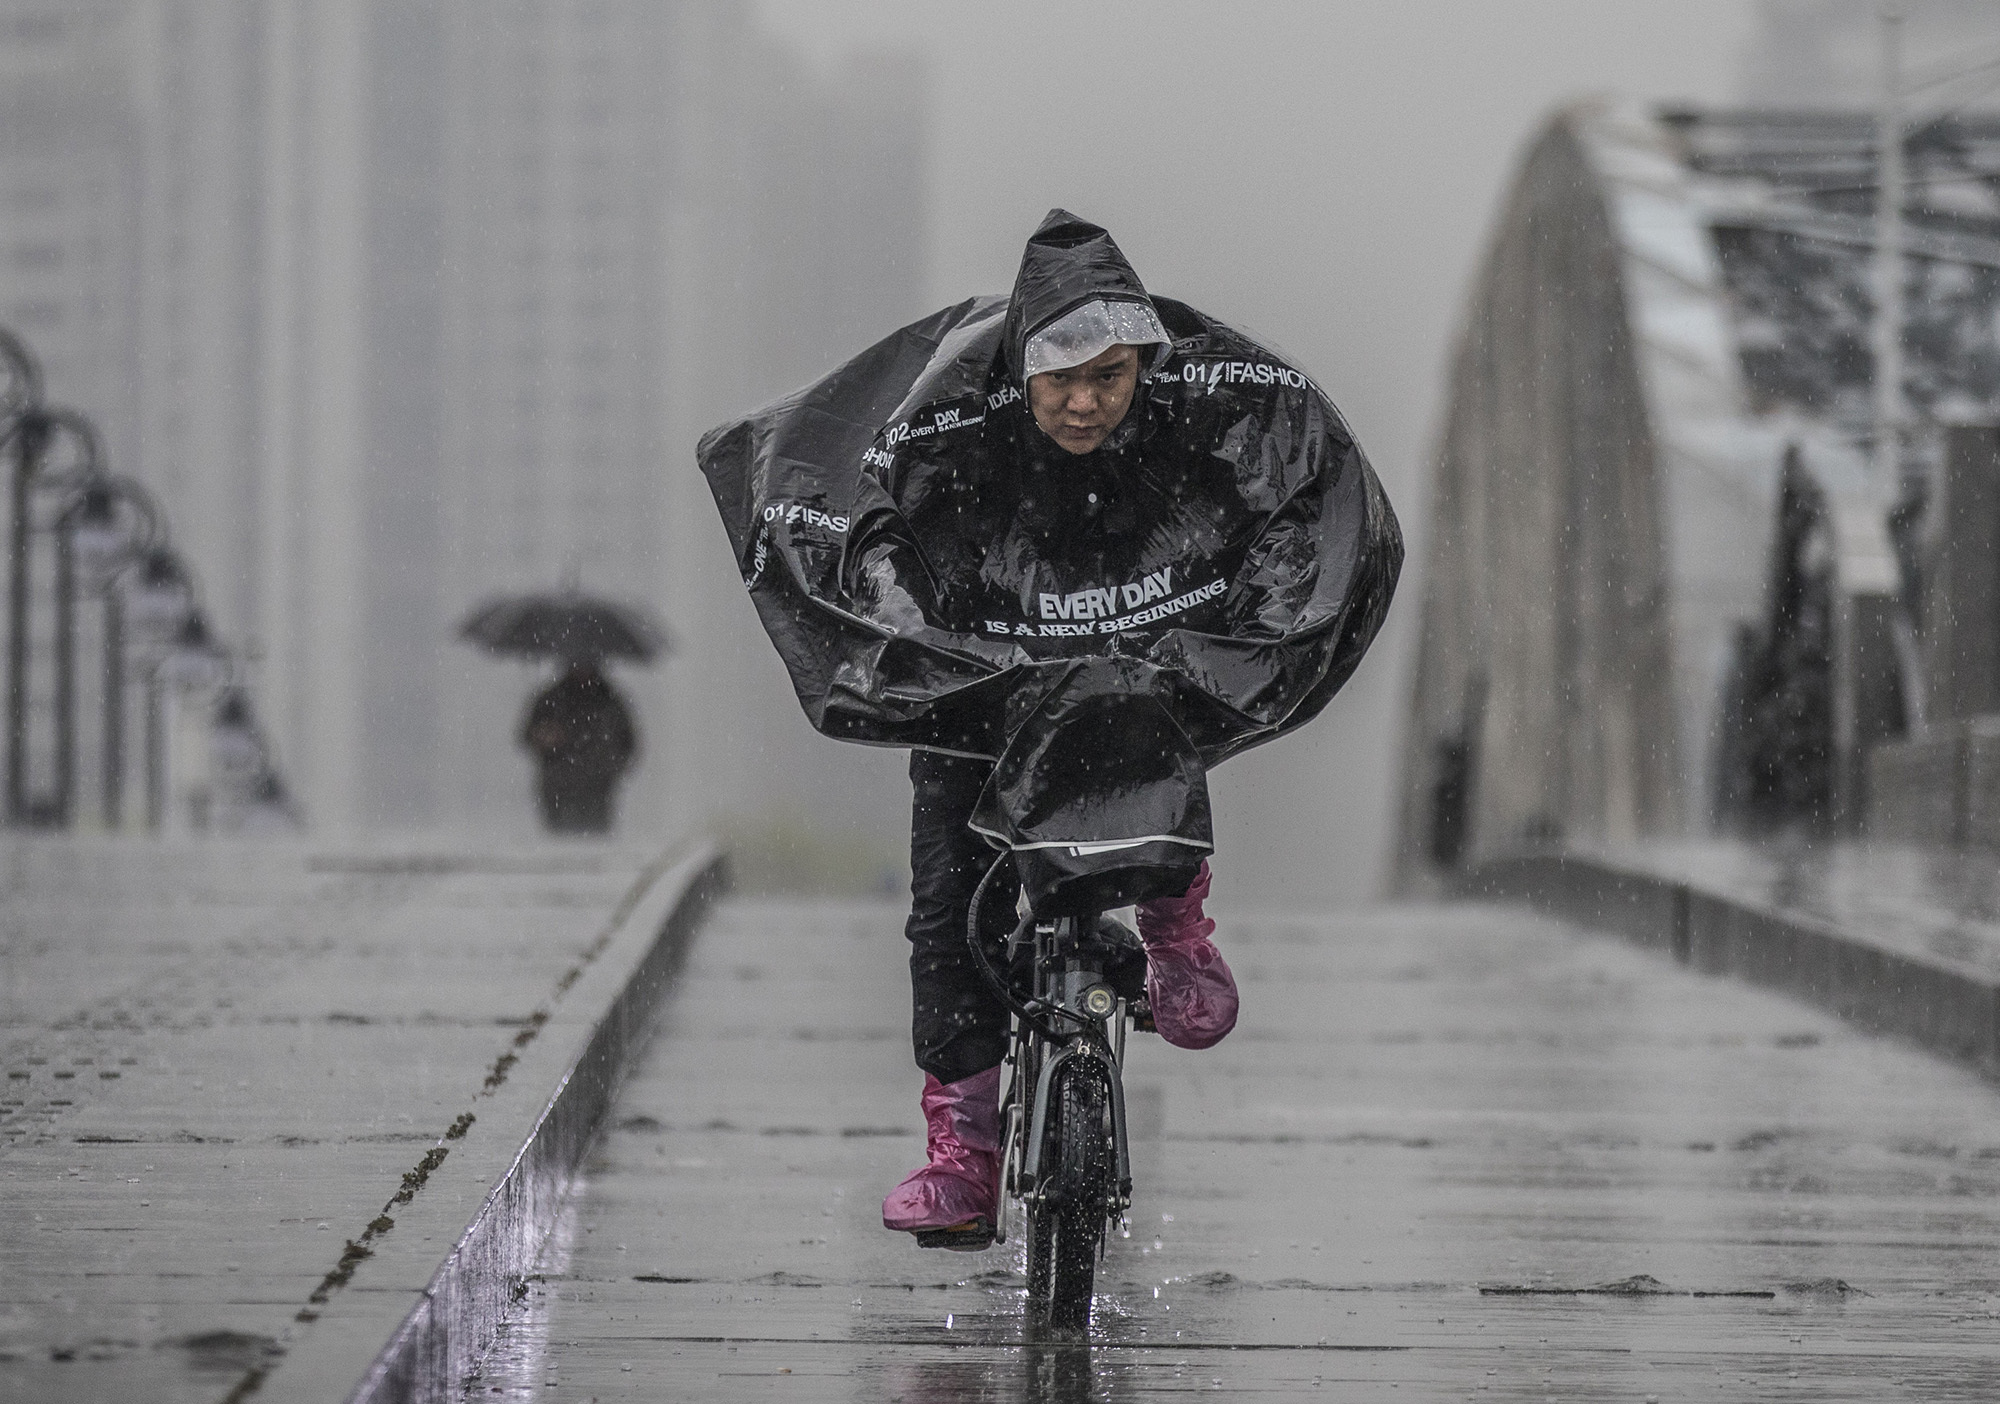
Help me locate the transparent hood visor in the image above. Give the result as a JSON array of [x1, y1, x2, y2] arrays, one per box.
[[1022, 299, 1171, 380]]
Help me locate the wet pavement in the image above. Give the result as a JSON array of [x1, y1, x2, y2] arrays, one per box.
[[0, 836, 676, 1404], [473, 893, 2000, 1402]]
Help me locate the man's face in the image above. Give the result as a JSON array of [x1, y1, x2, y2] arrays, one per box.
[[1027, 343, 1142, 455]]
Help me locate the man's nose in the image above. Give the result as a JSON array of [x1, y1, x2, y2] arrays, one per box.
[[1065, 386, 1098, 414]]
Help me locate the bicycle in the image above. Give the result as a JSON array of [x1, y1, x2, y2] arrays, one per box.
[[961, 850, 1149, 1331]]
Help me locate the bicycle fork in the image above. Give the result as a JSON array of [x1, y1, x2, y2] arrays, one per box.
[[996, 915, 1136, 1246]]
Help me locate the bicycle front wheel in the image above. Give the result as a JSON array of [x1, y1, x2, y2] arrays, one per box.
[[1025, 1062, 1113, 1330]]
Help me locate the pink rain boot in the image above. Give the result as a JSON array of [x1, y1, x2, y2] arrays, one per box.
[[1135, 861, 1238, 1049], [881, 1064, 1002, 1245]]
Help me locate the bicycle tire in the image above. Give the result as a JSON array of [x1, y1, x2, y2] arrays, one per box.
[[1025, 1062, 1113, 1330]]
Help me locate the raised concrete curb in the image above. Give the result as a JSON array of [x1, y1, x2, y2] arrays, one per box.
[[259, 841, 728, 1404], [1466, 852, 2000, 1073]]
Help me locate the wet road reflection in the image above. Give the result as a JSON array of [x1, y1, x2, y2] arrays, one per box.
[[463, 896, 2000, 1400]]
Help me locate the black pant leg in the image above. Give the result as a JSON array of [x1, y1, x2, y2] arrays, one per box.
[[906, 749, 1019, 1082]]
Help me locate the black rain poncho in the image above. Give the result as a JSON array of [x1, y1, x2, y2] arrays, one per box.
[[698, 210, 1401, 911]]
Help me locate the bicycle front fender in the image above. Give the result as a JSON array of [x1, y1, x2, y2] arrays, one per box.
[[1020, 1041, 1131, 1207]]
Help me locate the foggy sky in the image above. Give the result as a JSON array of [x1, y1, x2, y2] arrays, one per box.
[[13, 0, 1987, 892], [752, 0, 1761, 903]]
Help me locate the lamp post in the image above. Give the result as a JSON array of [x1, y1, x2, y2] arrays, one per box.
[[1, 324, 104, 828], [0, 408, 87, 824], [66, 478, 161, 828], [126, 548, 195, 831], [211, 684, 263, 832], [3, 327, 46, 825], [207, 674, 296, 832], [148, 605, 224, 834], [32, 416, 108, 828], [52, 480, 74, 825]]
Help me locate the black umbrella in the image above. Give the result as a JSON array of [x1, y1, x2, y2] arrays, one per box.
[[458, 590, 669, 663]]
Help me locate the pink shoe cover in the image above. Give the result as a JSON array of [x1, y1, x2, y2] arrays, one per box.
[[1136, 861, 1238, 1050], [881, 1065, 1002, 1233]]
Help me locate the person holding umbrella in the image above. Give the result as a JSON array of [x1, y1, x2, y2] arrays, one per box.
[[458, 583, 667, 834], [520, 659, 637, 833]]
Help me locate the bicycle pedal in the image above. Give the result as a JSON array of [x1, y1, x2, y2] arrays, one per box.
[[913, 1223, 996, 1252]]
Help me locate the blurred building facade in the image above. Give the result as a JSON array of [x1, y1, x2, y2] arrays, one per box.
[[0, 3, 143, 480], [0, 0, 929, 847]]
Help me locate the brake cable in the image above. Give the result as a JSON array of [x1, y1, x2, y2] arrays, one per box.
[[965, 850, 1083, 1038]]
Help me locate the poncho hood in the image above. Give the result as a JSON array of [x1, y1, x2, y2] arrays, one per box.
[[999, 209, 1164, 384]]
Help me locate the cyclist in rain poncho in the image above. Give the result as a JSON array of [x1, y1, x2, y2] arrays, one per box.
[[699, 210, 1401, 1244]]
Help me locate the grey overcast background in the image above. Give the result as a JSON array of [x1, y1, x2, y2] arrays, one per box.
[[11, 1, 1981, 902], [752, 0, 1768, 903]]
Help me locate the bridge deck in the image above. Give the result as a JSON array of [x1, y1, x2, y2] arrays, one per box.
[[471, 893, 2000, 1401]]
